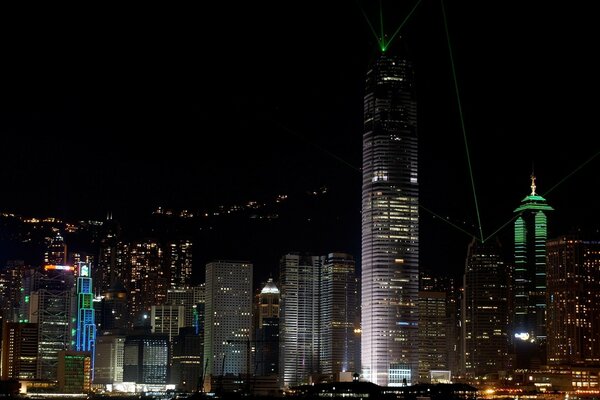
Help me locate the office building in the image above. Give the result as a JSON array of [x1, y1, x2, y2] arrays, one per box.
[[547, 234, 600, 365], [513, 176, 553, 368], [1, 321, 38, 379], [203, 261, 253, 378], [361, 50, 419, 386], [462, 239, 510, 378]]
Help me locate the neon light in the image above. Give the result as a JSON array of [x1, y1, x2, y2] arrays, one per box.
[[44, 265, 74, 271]]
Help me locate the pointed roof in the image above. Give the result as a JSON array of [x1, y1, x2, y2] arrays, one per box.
[[260, 278, 279, 294], [514, 175, 554, 213]]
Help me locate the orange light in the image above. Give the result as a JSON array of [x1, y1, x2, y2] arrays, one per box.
[[44, 265, 74, 272]]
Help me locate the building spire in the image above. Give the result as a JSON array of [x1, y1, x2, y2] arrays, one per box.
[[530, 174, 537, 196]]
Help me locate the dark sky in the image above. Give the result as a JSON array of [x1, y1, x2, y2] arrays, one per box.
[[1, 1, 599, 277]]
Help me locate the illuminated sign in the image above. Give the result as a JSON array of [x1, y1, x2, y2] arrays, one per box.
[[44, 265, 74, 272], [80, 264, 90, 277], [514, 332, 530, 341]]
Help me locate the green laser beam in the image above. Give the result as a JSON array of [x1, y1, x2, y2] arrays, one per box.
[[484, 150, 599, 242], [358, 1, 382, 47], [274, 121, 361, 172], [441, 0, 484, 243], [379, 0, 385, 50], [542, 150, 600, 197], [384, 0, 424, 52], [484, 214, 519, 244], [420, 204, 479, 240]]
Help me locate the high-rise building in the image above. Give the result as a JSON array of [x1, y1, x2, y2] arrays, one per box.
[[100, 281, 128, 332], [361, 50, 419, 386], [0, 261, 27, 322], [203, 261, 253, 379], [151, 305, 185, 343], [547, 234, 600, 365], [44, 232, 67, 265], [279, 254, 327, 387], [256, 279, 280, 376], [166, 285, 205, 330], [1, 321, 38, 379], [323, 253, 360, 378], [462, 239, 510, 378], [126, 240, 167, 326], [75, 263, 96, 378], [123, 333, 169, 384], [95, 334, 125, 384], [513, 176, 553, 368], [166, 240, 193, 288], [418, 287, 448, 382], [57, 350, 92, 393], [30, 264, 76, 380], [172, 327, 203, 392], [96, 217, 120, 293]]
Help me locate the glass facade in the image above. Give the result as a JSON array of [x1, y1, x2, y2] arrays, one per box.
[[361, 53, 419, 386]]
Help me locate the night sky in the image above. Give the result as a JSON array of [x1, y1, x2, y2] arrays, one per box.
[[1, 1, 599, 279]]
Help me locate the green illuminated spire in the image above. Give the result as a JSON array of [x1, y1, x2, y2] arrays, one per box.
[[514, 176, 554, 213]]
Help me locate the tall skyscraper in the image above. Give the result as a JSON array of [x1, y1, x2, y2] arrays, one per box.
[[418, 272, 454, 383], [256, 278, 280, 376], [203, 261, 253, 380], [1, 321, 38, 379], [361, 51, 419, 386], [44, 232, 68, 265], [323, 253, 359, 378], [126, 240, 167, 326], [462, 239, 510, 378], [30, 264, 76, 380], [75, 262, 96, 378], [279, 254, 327, 387], [166, 239, 193, 288], [546, 234, 600, 365], [513, 176, 553, 368]]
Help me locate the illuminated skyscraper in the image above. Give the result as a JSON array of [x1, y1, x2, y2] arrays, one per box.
[[546, 234, 600, 365], [75, 263, 96, 378], [462, 239, 510, 378], [126, 240, 167, 325], [323, 253, 359, 378], [279, 254, 326, 387], [361, 51, 419, 386], [30, 264, 76, 380], [167, 239, 193, 288], [256, 278, 280, 376], [513, 176, 553, 368], [1, 321, 38, 379], [203, 261, 252, 380], [44, 232, 67, 265]]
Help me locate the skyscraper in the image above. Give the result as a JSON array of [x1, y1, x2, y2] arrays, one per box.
[[1, 321, 38, 379], [546, 234, 600, 365], [75, 262, 96, 379], [462, 239, 510, 378], [513, 176, 553, 368], [203, 261, 253, 380], [323, 253, 359, 378], [256, 279, 279, 376], [279, 253, 327, 387], [44, 232, 68, 265], [30, 264, 76, 380], [361, 51, 419, 386]]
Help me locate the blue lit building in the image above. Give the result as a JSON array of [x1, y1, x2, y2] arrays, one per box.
[[75, 262, 96, 379]]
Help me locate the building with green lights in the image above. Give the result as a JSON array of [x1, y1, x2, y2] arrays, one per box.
[[57, 350, 92, 393], [513, 176, 553, 368], [361, 50, 419, 386], [75, 262, 96, 379]]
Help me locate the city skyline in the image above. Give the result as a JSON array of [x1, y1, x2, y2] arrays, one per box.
[[1, 1, 599, 279]]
